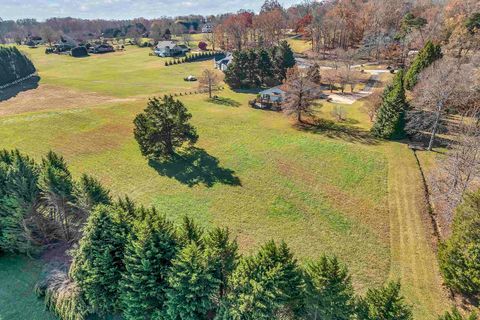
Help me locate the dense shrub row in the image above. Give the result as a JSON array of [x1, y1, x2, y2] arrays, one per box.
[[0, 46, 36, 87], [0, 149, 415, 320]]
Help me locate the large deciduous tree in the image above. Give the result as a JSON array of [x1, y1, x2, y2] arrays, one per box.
[[133, 96, 198, 159], [282, 66, 318, 123], [198, 69, 222, 98]]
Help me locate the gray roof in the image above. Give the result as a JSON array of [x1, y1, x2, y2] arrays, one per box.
[[156, 41, 178, 49], [259, 87, 285, 96]]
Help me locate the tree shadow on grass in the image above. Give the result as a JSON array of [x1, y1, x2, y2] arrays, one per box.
[[295, 118, 380, 145], [149, 148, 241, 187], [0, 76, 40, 102], [207, 97, 240, 107]]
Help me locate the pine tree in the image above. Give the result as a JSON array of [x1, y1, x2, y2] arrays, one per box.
[[0, 149, 41, 253], [371, 70, 408, 139], [438, 190, 480, 297], [438, 307, 477, 320], [121, 212, 179, 320], [39, 151, 77, 241], [133, 96, 198, 159], [70, 205, 130, 315], [166, 242, 220, 320], [273, 40, 296, 81], [224, 51, 248, 88], [219, 240, 302, 319], [356, 281, 412, 320], [179, 215, 204, 247], [204, 227, 238, 300], [74, 173, 111, 214], [404, 41, 442, 90], [303, 255, 355, 320], [256, 48, 275, 87]]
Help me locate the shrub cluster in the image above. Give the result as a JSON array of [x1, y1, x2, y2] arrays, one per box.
[[0, 46, 36, 87], [224, 40, 295, 89]]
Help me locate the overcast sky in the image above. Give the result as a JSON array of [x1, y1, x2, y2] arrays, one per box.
[[1, 0, 302, 21]]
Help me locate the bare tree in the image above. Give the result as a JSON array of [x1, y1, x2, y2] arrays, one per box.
[[410, 57, 479, 151], [40, 25, 58, 47], [361, 89, 382, 122], [198, 69, 222, 98], [181, 33, 192, 47], [430, 108, 480, 234], [203, 31, 216, 51], [282, 66, 318, 123]]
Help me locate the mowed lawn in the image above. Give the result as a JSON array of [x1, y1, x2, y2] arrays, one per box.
[[0, 46, 448, 319]]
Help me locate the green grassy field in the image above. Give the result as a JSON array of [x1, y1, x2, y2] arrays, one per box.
[[0, 45, 450, 319]]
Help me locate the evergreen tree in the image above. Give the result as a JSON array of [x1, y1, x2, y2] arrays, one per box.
[[74, 173, 111, 214], [438, 190, 480, 297], [133, 96, 198, 159], [224, 51, 248, 88], [179, 215, 204, 247], [166, 242, 220, 320], [371, 70, 408, 139], [70, 205, 130, 315], [356, 281, 412, 320], [272, 40, 296, 81], [121, 212, 179, 320], [219, 240, 302, 319], [404, 41, 442, 90], [0, 149, 41, 253], [303, 255, 355, 320], [39, 151, 77, 241], [257, 48, 275, 86], [245, 49, 260, 87], [438, 307, 477, 320], [204, 227, 239, 300], [217, 255, 283, 320]]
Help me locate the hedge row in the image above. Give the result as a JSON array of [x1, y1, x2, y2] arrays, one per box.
[[164, 51, 224, 66], [0, 47, 36, 87]]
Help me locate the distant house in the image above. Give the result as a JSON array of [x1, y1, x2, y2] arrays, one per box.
[[154, 41, 184, 57], [202, 24, 214, 33], [214, 53, 233, 71], [250, 86, 287, 110]]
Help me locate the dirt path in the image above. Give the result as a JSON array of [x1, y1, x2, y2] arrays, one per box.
[[385, 143, 450, 319], [0, 84, 136, 116]]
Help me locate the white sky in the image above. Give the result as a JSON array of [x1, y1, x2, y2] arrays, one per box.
[[0, 0, 302, 20]]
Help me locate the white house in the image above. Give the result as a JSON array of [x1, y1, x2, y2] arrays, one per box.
[[154, 41, 183, 57], [202, 24, 214, 33], [214, 53, 233, 71]]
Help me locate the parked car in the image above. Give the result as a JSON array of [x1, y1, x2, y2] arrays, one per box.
[[184, 75, 197, 81]]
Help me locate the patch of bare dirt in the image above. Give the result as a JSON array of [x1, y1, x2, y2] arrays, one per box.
[[0, 84, 136, 117]]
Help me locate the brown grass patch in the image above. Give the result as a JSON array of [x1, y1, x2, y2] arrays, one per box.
[[0, 84, 135, 117]]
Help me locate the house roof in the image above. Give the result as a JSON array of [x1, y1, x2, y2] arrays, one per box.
[[259, 86, 285, 96], [156, 41, 178, 49]]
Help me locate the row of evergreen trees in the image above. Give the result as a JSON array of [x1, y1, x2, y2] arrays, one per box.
[[0, 46, 36, 86], [371, 41, 442, 139], [224, 40, 295, 89], [70, 202, 413, 320]]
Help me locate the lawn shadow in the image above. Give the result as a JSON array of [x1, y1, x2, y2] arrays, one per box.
[[296, 118, 380, 145], [0, 76, 40, 102], [207, 96, 240, 107], [149, 148, 241, 187]]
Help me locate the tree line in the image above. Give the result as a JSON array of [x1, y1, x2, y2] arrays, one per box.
[[224, 40, 295, 89], [0, 46, 36, 86]]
